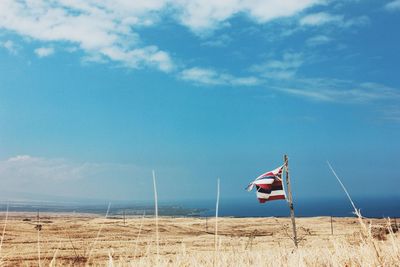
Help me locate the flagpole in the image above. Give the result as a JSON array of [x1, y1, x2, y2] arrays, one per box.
[[284, 154, 298, 248]]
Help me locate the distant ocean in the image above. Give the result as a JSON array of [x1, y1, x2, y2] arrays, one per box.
[[187, 197, 400, 218], [1, 196, 399, 218]]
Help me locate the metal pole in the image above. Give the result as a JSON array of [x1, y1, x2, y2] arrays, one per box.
[[284, 154, 298, 248]]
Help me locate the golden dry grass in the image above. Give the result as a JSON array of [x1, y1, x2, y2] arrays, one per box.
[[0, 212, 399, 266]]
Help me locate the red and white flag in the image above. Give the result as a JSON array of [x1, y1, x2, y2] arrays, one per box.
[[246, 165, 286, 203]]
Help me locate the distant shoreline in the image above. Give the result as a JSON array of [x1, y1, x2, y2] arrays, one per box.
[[2, 211, 398, 220], [1, 196, 399, 218]]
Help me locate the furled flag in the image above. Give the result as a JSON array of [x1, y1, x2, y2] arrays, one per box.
[[246, 165, 286, 203]]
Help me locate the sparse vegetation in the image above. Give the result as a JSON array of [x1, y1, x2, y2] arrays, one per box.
[[0, 213, 399, 266]]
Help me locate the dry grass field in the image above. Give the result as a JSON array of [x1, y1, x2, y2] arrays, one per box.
[[0, 212, 399, 266]]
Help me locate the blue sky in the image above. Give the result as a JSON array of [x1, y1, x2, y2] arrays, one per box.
[[0, 0, 399, 204]]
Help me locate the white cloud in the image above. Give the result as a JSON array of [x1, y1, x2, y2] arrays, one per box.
[[34, 47, 54, 57], [299, 12, 369, 28], [300, 12, 343, 26], [306, 35, 332, 46], [0, 155, 151, 200], [174, 0, 321, 34], [1, 40, 18, 54], [249, 52, 303, 79], [0, 0, 173, 72], [342, 15, 369, 27], [180, 51, 399, 104], [246, 51, 400, 104], [275, 79, 400, 103], [385, 0, 400, 11], [1, 155, 94, 182], [279, 87, 334, 101], [179, 62, 400, 102], [201, 34, 233, 47], [180, 67, 260, 86], [0, 0, 322, 72], [382, 106, 400, 122]]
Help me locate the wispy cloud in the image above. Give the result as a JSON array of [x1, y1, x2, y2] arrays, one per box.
[[342, 15, 370, 28], [180, 67, 260, 86], [306, 35, 332, 46], [275, 79, 400, 103], [249, 52, 303, 80], [1, 40, 18, 54], [299, 12, 369, 28], [385, 0, 400, 11], [2, 155, 87, 181], [179, 60, 399, 106], [300, 12, 343, 26], [0, 155, 151, 200], [382, 106, 400, 122], [201, 34, 233, 47], [181, 52, 399, 105], [34, 47, 54, 57]]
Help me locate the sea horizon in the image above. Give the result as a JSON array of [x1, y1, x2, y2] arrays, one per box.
[[1, 195, 399, 218]]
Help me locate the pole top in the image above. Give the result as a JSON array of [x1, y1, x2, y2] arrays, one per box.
[[284, 154, 288, 163]]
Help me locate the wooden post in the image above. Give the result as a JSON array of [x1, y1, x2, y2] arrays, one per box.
[[205, 217, 208, 232], [330, 216, 334, 235], [284, 154, 298, 248], [123, 210, 126, 226], [36, 209, 42, 230]]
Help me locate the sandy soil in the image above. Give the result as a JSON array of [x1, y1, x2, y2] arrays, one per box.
[[0, 212, 392, 266]]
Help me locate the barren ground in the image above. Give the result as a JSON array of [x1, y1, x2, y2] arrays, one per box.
[[0, 212, 396, 266]]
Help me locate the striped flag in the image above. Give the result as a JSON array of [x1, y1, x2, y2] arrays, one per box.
[[246, 165, 286, 203]]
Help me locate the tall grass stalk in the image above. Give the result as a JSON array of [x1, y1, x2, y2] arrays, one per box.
[[214, 178, 220, 266], [108, 249, 114, 267], [0, 203, 9, 258], [49, 242, 59, 267], [327, 161, 358, 213], [152, 170, 159, 265], [86, 202, 111, 265], [133, 211, 146, 260], [327, 161, 385, 265], [387, 219, 400, 256], [37, 211, 41, 267], [50, 217, 74, 267]]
